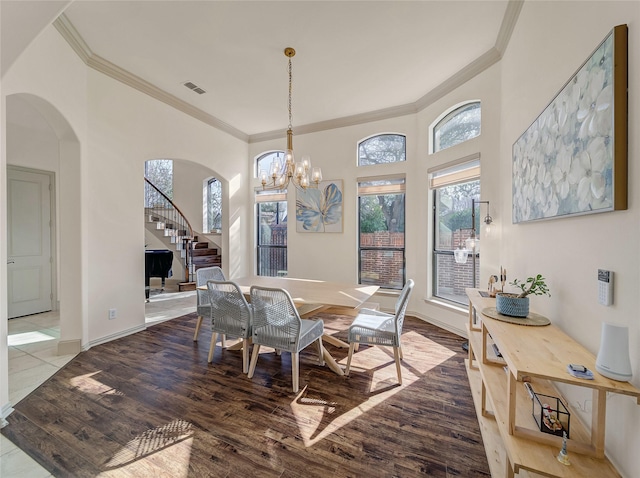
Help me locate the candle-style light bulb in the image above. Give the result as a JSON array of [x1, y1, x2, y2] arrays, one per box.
[[311, 167, 322, 183]]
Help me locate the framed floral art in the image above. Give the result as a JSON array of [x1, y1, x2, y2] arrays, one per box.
[[512, 25, 627, 223], [295, 180, 343, 233]]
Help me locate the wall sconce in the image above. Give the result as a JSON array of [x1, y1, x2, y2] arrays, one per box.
[[464, 199, 491, 252]]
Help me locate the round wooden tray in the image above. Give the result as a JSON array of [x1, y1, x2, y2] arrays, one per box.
[[481, 307, 550, 326]]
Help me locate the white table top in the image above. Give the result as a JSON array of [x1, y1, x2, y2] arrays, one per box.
[[217, 275, 379, 309]]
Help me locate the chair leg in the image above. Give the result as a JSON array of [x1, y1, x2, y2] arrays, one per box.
[[193, 315, 203, 341], [292, 352, 299, 393], [315, 337, 325, 366], [275, 349, 282, 356], [221, 334, 226, 348], [399, 345, 403, 360], [393, 346, 402, 384], [242, 338, 250, 374], [248, 344, 261, 378], [345, 342, 357, 376], [208, 332, 218, 363]]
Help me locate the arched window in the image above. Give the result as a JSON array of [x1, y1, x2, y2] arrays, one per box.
[[357, 134, 406, 166], [256, 151, 285, 178], [431, 101, 481, 153]]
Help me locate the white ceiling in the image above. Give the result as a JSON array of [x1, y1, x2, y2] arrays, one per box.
[[7, 1, 517, 138]]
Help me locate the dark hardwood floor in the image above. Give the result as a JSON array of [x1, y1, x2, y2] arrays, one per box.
[[2, 311, 490, 477]]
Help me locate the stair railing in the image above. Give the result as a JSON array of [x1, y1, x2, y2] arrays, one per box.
[[144, 177, 194, 282]]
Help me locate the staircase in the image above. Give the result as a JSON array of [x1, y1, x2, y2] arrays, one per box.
[[144, 178, 221, 290]]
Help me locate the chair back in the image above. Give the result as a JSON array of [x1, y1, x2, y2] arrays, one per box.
[[393, 279, 414, 336], [196, 266, 225, 306], [207, 280, 252, 338], [250, 286, 301, 352]]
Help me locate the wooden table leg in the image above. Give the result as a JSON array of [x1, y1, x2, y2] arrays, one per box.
[[322, 346, 344, 376]]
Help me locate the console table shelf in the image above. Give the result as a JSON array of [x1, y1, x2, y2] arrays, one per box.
[[465, 288, 640, 477]]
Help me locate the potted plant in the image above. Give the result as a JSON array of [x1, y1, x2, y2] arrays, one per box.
[[496, 274, 550, 317]]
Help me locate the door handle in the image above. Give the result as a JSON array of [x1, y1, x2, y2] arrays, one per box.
[[7, 261, 14, 264]]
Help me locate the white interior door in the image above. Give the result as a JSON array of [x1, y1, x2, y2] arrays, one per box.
[[7, 167, 53, 318]]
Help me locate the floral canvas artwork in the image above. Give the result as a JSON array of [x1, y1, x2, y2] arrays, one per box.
[[296, 180, 343, 232], [512, 26, 627, 223]]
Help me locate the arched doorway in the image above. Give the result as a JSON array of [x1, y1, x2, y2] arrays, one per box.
[[3, 93, 83, 411]]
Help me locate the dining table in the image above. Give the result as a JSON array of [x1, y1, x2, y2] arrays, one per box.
[[200, 275, 380, 376]]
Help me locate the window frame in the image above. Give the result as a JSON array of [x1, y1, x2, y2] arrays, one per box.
[[255, 190, 288, 277], [429, 158, 481, 306], [429, 100, 481, 154], [144, 159, 173, 207], [357, 176, 406, 290], [357, 133, 406, 167], [206, 177, 222, 233]]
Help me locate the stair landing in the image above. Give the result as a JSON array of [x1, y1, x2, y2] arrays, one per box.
[[178, 282, 197, 291]]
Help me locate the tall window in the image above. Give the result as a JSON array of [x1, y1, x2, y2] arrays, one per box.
[[431, 160, 480, 305], [256, 190, 287, 277], [206, 178, 222, 233], [144, 159, 173, 207], [358, 177, 405, 289], [431, 101, 481, 153], [358, 134, 406, 166]]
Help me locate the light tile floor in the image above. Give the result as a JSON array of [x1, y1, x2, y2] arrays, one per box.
[[1, 285, 196, 478]]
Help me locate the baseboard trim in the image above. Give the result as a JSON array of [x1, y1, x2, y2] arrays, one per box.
[[1, 403, 14, 428], [408, 310, 466, 338], [86, 325, 147, 350], [58, 339, 82, 355]]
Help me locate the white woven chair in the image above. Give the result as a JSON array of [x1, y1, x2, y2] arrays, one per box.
[[206, 280, 253, 373], [345, 279, 414, 384], [248, 286, 324, 393], [194, 266, 225, 341]]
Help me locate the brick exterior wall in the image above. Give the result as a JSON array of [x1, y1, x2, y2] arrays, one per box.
[[360, 232, 405, 289]]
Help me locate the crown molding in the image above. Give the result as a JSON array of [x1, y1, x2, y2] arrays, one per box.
[[53, 14, 91, 63], [249, 102, 417, 144], [86, 54, 248, 141], [495, 0, 524, 56], [53, 14, 248, 142], [414, 47, 501, 113], [54, 0, 522, 144]]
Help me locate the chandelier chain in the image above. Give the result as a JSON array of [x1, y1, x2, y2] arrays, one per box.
[[288, 56, 293, 130]]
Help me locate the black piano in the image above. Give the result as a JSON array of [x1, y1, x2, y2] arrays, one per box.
[[145, 249, 173, 300]]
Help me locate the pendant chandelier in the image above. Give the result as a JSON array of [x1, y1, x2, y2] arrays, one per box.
[[259, 47, 322, 191]]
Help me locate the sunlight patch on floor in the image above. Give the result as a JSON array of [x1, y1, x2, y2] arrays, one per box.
[[290, 332, 456, 446], [8, 331, 56, 346], [69, 372, 125, 396], [98, 419, 194, 477]]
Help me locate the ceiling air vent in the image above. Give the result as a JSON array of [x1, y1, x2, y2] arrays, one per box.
[[183, 81, 206, 95]]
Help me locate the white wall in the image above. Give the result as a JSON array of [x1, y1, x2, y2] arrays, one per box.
[[84, 68, 249, 343], [500, 2, 640, 475]]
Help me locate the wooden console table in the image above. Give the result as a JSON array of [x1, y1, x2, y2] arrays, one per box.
[[465, 288, 640, 477]]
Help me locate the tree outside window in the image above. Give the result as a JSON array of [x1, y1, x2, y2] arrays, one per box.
[[358, 134, 406, 166], [432, 102, 481, 153], [207, 178, 222, 233], [144, 159, 173, 207], [358, 178, 405, 290]]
